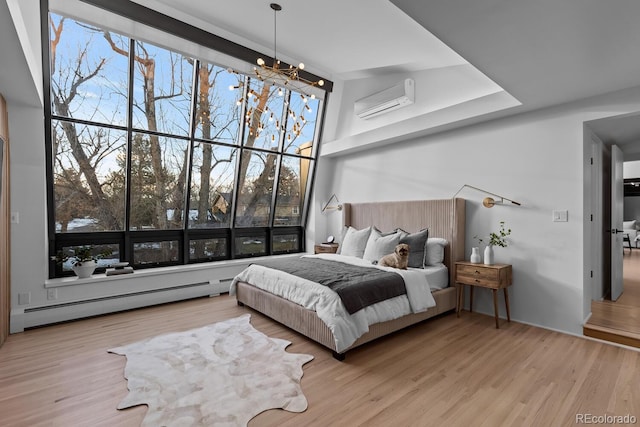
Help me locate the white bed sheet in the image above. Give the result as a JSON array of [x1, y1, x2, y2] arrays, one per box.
[[229, 253, 444, 353], [409, 263, 449, 291]]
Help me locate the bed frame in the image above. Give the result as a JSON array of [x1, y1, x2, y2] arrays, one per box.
[[236, 198, 466, 360]]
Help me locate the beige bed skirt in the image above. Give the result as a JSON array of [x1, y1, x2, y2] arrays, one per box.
[[236, 281, 457, 356]]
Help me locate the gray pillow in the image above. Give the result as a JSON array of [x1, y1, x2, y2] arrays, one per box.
[[339, 226, 372, 258], [363, 228, 408, 263], [399, 228, 430, 268]]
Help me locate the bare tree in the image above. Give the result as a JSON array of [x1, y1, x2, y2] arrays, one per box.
[[50, 16, 122, 231]]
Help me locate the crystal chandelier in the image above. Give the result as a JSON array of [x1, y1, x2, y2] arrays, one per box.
[[254, 3, 324, 99]]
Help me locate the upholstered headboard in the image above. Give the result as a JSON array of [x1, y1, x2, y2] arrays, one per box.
[[342, 198, 466, 285]]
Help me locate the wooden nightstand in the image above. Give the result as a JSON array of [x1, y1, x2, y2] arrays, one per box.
[[314, 243, 339, 254], [455, 261, 513, 328]]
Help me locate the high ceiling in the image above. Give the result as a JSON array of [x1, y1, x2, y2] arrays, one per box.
[[3, 0, 640, 148], [129, 0, 468, 81], [136, 0, 640, 151]]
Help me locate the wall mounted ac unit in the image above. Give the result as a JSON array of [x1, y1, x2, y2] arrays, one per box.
[[354, 78, 415, 119]]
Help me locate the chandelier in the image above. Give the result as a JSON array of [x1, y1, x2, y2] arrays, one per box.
[[254, 3, 324, 99]]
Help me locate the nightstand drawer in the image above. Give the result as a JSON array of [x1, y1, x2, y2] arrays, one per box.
[[457, 265, 499, 287]]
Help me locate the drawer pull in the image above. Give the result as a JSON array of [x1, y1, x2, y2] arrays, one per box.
[[475, 279, 480, 283], [475, 270, 480, 274]]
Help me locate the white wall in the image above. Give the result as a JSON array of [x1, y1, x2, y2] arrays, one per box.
[[624, 160, 640, 178], [9, 103, 48, 310], [316, 85, 640, 336], [5, 0, 42, 105]]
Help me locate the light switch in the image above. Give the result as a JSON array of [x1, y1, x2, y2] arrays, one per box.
[[552, 210, 568, 222]]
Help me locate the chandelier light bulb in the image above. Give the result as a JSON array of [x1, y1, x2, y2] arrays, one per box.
[[257, 58, 265, 66], [298, 63, 305, 70]]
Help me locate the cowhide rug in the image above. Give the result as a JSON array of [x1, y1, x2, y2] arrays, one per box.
[[108, 314, 314, 426]]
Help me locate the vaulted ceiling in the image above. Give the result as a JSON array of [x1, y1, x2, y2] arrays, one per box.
[[3, 0, 640, 149]]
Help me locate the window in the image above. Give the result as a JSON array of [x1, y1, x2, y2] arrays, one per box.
[[45, 11, 326, 277]]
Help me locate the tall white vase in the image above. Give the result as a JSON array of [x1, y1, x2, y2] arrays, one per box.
[[470, 247, 481, 264], [484, 245, 494, 265]]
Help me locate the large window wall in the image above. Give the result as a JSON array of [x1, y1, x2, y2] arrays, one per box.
[[45, 12, 325, 277]]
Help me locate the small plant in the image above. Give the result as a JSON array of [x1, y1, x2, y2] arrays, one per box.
[[52, 246, 112, 267], [474, 221, 512, 248]]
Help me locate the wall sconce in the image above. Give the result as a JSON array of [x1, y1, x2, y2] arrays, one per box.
[[321, 193, 343, 212], [453, 184, 521, 208]]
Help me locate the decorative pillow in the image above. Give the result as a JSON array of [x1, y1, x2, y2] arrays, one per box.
[[339, 226, 372, 258], [363, 228, 408, 263], [425, 238, 448, 265], [623, 220, 637, 231], [399, 228, 430, 268]]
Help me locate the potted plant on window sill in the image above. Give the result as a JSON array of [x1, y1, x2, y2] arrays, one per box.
[[53, 246, 112, 279]]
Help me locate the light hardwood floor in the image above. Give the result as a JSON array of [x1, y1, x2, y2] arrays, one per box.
[[1, 295, 639, 427], [585, 247, 640, 347]]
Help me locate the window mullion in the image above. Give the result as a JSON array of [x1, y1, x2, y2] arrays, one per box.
[[123, 38, 136, 264], [182, 59, 200, 262]]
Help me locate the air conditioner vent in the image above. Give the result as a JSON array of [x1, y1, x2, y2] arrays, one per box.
[[354, 79, 415, 119]]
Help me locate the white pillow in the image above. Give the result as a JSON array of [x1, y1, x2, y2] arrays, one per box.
[[339, 226, 372, 258], [623, 220, 637, 230], [425, 238, 448, 265], [363, 228, 408, 263]]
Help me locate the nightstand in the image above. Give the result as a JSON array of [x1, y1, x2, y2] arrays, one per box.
[[455, 261, 513, 328], [314, 243, 339, 254]]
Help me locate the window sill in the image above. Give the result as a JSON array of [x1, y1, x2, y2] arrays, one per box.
[[45, 253, 303, 288]]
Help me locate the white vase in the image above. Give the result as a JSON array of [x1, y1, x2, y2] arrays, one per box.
[[470, 247, 481, 264], [484, 245, 494, 265], [72, 260, 97, 279]]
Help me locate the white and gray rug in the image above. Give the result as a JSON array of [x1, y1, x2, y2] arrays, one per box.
[[108, 314, 314, 427]]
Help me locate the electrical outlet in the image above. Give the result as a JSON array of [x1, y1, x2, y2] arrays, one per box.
[[10, 212, 19, 224], [18, 292, 30, 305], [47, 288, 57, 300]]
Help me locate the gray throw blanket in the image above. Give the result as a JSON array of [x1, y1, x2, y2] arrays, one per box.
[[254, 257, 406, 314]]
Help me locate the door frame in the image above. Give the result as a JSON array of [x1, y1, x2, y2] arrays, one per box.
[[0, 93, 10, 347]]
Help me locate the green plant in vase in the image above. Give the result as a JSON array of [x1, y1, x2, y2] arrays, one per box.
[[474, 221, 512, 265], [52, 246, 112, 278]]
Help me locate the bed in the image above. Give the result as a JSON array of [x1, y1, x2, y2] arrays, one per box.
[[232, 198, 466, 360]]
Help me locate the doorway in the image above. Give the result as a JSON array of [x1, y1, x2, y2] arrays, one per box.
[[583, 113, 640, 348]]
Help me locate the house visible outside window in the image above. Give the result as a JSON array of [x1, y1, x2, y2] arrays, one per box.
[[45, 11, 325, 277]]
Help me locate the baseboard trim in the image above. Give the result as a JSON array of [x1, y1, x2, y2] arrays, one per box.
[[11, 280, 229, 332]]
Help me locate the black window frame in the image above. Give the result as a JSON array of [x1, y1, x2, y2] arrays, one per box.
[[41, 0, 331, 278]]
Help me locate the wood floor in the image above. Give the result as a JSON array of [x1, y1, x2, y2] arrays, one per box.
[[584, 247, 640, 347], [1, 295, 639, 427]]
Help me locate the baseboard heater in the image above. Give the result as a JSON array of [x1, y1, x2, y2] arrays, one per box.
[[15, 279, 232, 331]]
